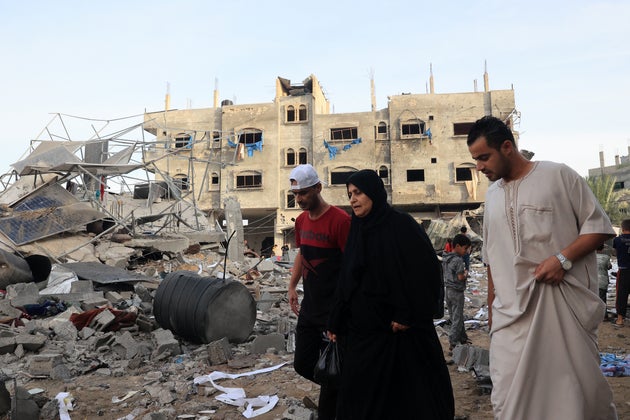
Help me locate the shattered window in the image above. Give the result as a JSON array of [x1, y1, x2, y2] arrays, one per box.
[[287, 106, 296, 122], [298, 105, 307, 121], [401, 121, 425, 137], [286, 148, 296, 166], [236, 173, 262, 189], [330, 127, 358, 141], [238, 129, 263, 145], [174, 134, 192, 148], [453, 122, 475, 136], [406, 169, 425, 182]]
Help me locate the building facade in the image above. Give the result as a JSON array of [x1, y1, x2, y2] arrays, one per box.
[[143, 74, 517, 253]]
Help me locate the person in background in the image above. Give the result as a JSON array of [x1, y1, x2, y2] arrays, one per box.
[[613, 219, 630, 327], [443, 237, 453, 253], [459, 226, 471, 270], [596, 244, 612, 308], [328, 169, 454, 419], [468, 115, 617, 419], [287, 164, 350, 420], [443, 233, 473, 352]]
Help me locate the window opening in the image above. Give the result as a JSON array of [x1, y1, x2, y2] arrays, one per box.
[[287, 106, 296, 122], [298, 148, 307, 164], [330, 127, 358, 141], [407, 169, 425, 182], [453, 122, 475, 136], [236, 173, 262, 188], [286, 148, 296, 166], [298, 105, 307, 121]]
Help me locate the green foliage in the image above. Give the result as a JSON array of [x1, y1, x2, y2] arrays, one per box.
[[585, 175, 625, 224]]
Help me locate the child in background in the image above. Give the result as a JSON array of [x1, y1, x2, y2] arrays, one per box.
[[442, 233, 472, 351]]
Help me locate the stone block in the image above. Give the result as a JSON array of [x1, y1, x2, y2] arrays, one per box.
[[28, 353, 63, 376], [0, 337, 16, 355], [112, 331, 139, 359], [250, 333, 285, 354], [90, 309, 115, 331], [152, 328, 181, 356], [15, 333, 47, 352], [104, 291, 124, 304], [81, 298, 110, 311], [207, 337, 232, 365], [52, 320, 78, 342], [70, 280, 94, 293]]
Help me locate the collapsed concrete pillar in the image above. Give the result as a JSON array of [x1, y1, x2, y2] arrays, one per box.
[[224, 197, 244, 262]]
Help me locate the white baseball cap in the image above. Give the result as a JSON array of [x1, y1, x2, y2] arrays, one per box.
[[289, 164, 321, 190]]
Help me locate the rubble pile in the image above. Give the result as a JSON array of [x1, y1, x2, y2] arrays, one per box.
[[0, 249, 317, 419]]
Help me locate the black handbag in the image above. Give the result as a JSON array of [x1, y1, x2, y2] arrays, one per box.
[[313, 340, 342, 387]]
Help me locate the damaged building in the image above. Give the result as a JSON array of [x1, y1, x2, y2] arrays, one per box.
[[143, 69, 519, 253]]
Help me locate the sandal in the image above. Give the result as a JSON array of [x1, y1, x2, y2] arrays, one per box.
[[613, 321, 624, 328]]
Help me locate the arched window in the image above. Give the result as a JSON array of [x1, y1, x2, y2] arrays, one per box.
[[286, 148, 296, 166], [236, 171, 263, 189], [287, 106, 296, 122], [298, 105, 307, 121], [174, 133, 192, 149], [455, 163, 477, 183], [376, 122, 388, 140], [209, 172, 220, 191], [378, 165, 390, 185], [298, 147, 307, 164]]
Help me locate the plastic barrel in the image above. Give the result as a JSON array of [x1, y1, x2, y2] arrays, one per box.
[[154, 271, 256, 344]]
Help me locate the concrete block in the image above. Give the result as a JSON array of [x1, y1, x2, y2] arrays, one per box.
[[207, 337, 232, 365], [0, 337, 16, 355], [15, 333, 47, 352], [70, 280, 94, 293], [81, 298, 110, 311], [112, 331, 139, 359], [93, 332, 116, 350], [250, 333, 285, 354], [152, 328, 181, 356], [52, 320, 77, 342], [28, 353, 63, 376], [90, 309, 115, 331], [104, 291, 124, 304]]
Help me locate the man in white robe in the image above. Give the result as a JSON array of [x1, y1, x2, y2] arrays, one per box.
[[467, 116, 617, 420]]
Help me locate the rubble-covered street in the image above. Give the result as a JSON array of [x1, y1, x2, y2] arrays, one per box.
[[0, 247, 628, 419]]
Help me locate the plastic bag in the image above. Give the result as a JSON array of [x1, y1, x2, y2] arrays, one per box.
[[313, 340, 342, 387]]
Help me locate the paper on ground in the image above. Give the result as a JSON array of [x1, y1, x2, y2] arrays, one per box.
[[193, 362, 286, 418]]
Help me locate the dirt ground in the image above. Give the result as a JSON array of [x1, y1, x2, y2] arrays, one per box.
[[2, 266, 630, 420]]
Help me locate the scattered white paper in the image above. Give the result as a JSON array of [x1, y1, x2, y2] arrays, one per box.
[[193, 362, 286, 418], [55, 392, 74, 420]]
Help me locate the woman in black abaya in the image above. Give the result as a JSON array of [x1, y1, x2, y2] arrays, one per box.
[[329, 169, 454, 419]]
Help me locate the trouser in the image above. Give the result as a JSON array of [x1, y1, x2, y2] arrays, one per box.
[[462, 253, 470, 270], [445, 287, 467, 347], [294, 322, 337, 420], [616, 268, 630, 318], [599, 288, 607, 304]]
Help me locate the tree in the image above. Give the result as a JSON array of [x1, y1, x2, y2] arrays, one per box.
[[585, 174, 625, 224]]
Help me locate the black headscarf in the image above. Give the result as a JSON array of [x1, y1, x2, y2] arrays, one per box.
[[338, 170, 392, 301]]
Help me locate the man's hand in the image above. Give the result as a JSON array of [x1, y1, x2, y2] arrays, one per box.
[[288, 287, 300, 316], [533, 255, 566, 285], [391, 321, 410, 333]]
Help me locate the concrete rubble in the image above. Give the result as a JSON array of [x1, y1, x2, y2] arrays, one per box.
[[0, 120, 497, 418]]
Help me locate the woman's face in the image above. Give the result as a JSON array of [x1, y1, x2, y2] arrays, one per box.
[[347, 183, 373, 218]]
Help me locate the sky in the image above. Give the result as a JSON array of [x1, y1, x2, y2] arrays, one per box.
[[1, 0, 629, 177]]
